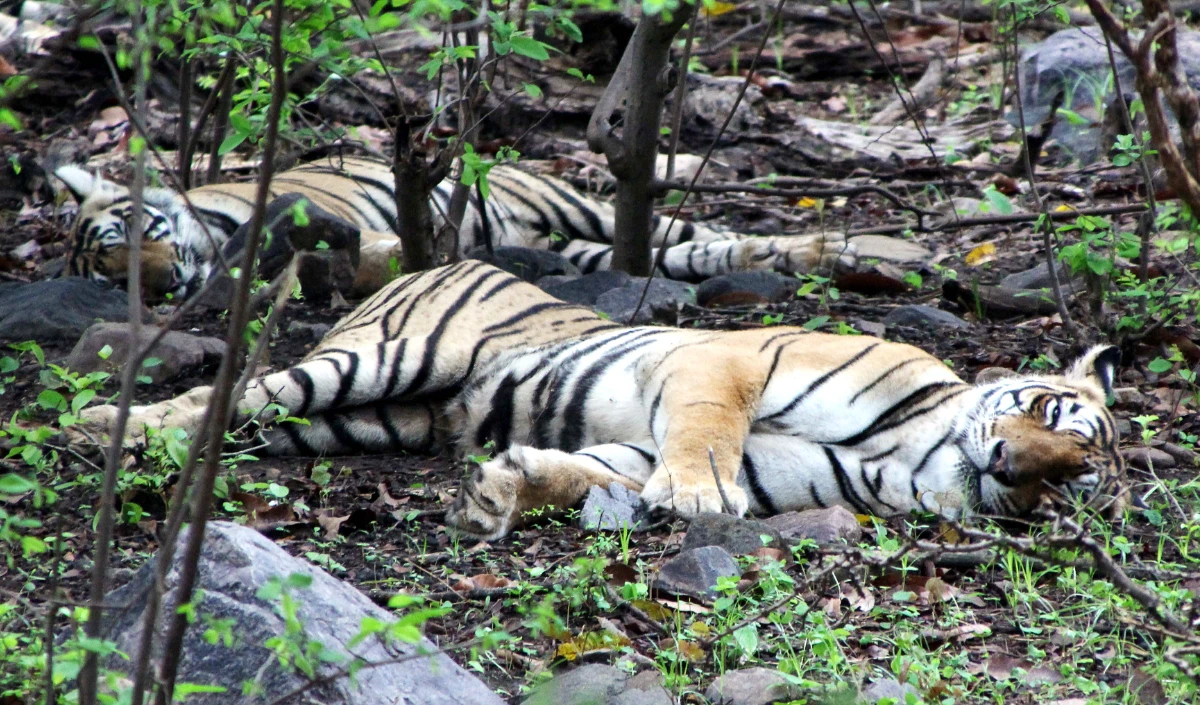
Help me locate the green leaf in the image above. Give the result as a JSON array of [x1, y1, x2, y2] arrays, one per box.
[[97, 344, 113, 360], [142, 357, 163, 368], [509, 35, 550, 61], [174, 683, 228, 700], [1148, 357, 1173, 374], [982, 186, 1014, 215], [0, 356, 17, 373], [0, 109, 22, 131], [0, 473, 36, 495], [218, 131, 250, 156], [78, 36, 103, 51], [523, 83, 543, 98], [1055, 108, 1090, 126], [72, 389, 96, 414], [37, 389, 66, 411]]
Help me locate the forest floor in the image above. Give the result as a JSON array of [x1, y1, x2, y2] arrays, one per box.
[[1, 6, 1199, 705]]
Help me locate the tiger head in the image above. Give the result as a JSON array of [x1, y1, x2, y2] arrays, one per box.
[[959, 345, 1128, 518], [54, 166, 213, 300]]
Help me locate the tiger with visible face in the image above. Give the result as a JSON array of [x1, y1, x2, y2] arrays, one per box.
[[54, 155, 856, 301], [81, 261, 1129, 538]]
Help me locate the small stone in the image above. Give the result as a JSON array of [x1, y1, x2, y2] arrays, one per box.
[[764, 507, 863, 546], [1122, 447, 1176, 471], [522, 664, 629, 705], [681, 513, 784, 555], [540, 270, 631, 306], [286, 320, 333, 343], [859, 678, 920, 704], [882, 304, 969, 330], [696, 271, 795, 308], [1117, 418, 1132, 438], [704, 667, 801, 705], [999, 262, 1073, 290], [580, 483, 648, 532], [595, 278, 695, 324], [654, 546, 740, 600], [470, 246, 580, 283], [855, 319, 886, 337], [67, 323, 226, 384], [1111, 387, 1144, 407], [848, 234, 933, 264]]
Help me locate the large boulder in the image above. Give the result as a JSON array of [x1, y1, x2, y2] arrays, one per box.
[[1018, 26, 1200, 161], [0, 278, 139, 342], [98, 522, 502, 705]]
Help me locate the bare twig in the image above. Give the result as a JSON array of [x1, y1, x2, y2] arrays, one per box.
[[707, 447, 735, 516]]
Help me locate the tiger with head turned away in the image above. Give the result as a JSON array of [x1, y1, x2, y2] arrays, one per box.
[[81, 260, 1129, 539], [53, 153, 856, 301]]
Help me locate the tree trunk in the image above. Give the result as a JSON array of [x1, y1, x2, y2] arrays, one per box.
[[393, 127, 437, 273], [588, 7, 693, 275]]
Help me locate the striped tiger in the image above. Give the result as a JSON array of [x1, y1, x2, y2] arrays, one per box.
[[81, 261, 1127, 538], [53, 154, 856, 300]]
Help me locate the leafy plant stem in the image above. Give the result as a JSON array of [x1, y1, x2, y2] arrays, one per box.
[[153, 0, 287, 701], [79, 3, 150, 699]]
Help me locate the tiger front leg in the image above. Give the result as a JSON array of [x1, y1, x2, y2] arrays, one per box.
[[638, 361, 761, 517], [446, 444, 651, 539]]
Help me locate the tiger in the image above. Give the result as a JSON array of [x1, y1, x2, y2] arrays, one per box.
[[53, 154, 856, 301], [80, 260, 1129, 539]]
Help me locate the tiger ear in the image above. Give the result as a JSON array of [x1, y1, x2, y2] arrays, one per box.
[[53, 165, 124, 203], [1066, 345, 1121, 398]]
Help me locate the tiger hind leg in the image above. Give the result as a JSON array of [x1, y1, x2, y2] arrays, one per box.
[[259, 401, 445, 456], [446, 443, 657, 539]]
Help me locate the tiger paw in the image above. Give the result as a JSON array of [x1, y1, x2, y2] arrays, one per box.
[[771, 234, 856, 274], [446, 448, 529, 539], [639, 468, 748, 518]]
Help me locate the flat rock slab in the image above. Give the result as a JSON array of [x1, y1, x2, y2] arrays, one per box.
[[705, 667, 803, 705], [523, 665, 671, 705], [0, 278, 141, 342], [696, 271, 795, 307], [764, 506, 863, 546], [681, 512, 784, 555], [653, 545, 740, 600], [882, 304, 969, 330], [595, 278, 696, 324], [68, 323, 226, 383], [99, 521, 501, 705], [848, 235, 933, 264], [471, 246, 580, 283], [539, 270, 631, 305], [579, 483, 649, 532]]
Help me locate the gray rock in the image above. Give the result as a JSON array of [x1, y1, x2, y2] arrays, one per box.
[[99, 522, 501, 705], [848, 235, 932, 265], [0, 278, 141, 342], [67, 322, 225, 383], [1018, 27, 1200, 162], [696, 271, 795, 307], [1122, 446, 1176, 471], [470, 246, 580, 283], [653, 545, 740, 600], [999, 261, 1073, 290], [580, 483, 648, 532], [595, 278, 695, 324], [682, 512, 784, 555], [882, 304, 969, 330], [522, 664, 628, 705], [764, 507, 863, 546], [704, 667, 802, 705], [859, 678, 920, 704], [286, 320, 333, 343], [540, 270, 631, 305]]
